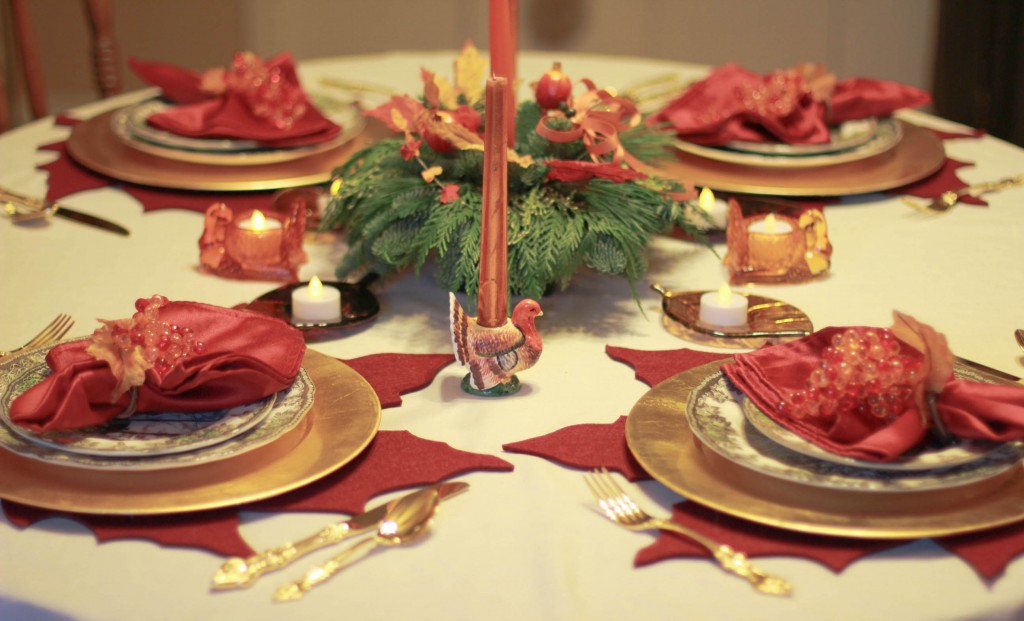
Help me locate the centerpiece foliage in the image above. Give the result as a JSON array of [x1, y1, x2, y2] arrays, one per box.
[[321, 43, 701, 301]]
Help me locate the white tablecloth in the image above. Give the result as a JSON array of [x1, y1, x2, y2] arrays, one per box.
[[2, 51, 1023, 621]]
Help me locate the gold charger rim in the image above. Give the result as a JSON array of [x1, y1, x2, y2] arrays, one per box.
[[67, 110, 387, 192], [650, 120, 946, 197], [625, 359, 1024, 539], [0, 348, 381, 515]]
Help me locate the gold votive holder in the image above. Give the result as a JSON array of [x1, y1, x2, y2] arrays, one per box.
[[724, 197, 831, 285], [199, 201, 308, 282]]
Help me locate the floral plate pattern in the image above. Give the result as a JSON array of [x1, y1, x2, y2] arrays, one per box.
[[684, 371, 1022, 492]]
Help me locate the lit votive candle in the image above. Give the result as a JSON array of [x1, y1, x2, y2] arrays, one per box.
[[697, 187, 729, 229], [747, 213, 796, 271], [291, 275, 342, 324], [699, 283, 749, 327], [226, 209, 284, 269]]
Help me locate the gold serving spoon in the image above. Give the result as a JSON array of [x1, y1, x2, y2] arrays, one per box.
[[273, 488, 441, 601], [903, 174, 1023, 213]]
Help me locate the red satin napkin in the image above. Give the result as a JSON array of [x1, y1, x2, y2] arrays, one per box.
[[650, 63, 931, 145], [723, 327, 1024, 462], [9, 300, 305, 433], [130, 52, 340, 147]]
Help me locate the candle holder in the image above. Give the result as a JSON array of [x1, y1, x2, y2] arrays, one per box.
[[199, 200, 307, 282], [724, 198, 831, 285]]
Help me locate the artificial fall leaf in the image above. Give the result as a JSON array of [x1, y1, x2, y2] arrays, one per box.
[[86, 318, 151, 401], [421, 166, 444, 183], [390, 108, 410, 133], [440, 183, 461, 204], [454, 39, 486, 104]]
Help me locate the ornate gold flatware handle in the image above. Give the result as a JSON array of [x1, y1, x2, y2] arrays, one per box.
[[658, 520, 793, 596], [212, 522, 353, 590], [273, 537, 379, 602]]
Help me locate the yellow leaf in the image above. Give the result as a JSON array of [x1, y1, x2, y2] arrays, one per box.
[[390, 108, 409, 132], [421, 166, 444, 183], [434, 74, 458, 109], [454, 39, 486, 104]]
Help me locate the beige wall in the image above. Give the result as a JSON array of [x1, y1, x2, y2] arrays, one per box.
[[2, 0, 937, 125]]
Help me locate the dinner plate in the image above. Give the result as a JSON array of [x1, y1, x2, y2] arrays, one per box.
[[725, 117, 879, 156], [626, 359, 1024, 538], [110, 100, 366, 166], [0, 349, 380, 514], [684, 370, 1020, 492], [0, 344, 314, 470], [67, 110, 389, 192], [742, 398, 1003, 472], [674, 118, 901, 169], [3, 389, 277, 458], [649, 120, 945, 196]]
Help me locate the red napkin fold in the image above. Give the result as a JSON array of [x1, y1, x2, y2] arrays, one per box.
[[650, 63, 931, 145], [10, 300, 305, 433], [722, 327, 1024, 461], [130, 52, 340, 147]]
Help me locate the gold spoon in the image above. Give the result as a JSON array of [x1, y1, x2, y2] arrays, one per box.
[[1015, 329, 1024, 353], [273, 488, 441, 601]]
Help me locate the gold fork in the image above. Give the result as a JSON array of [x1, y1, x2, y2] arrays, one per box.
[[0, 314, 75, 357], [584, 468, 792, 596]]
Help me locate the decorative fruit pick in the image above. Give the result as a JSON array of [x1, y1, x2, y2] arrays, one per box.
[[423, 110, 456, 153], [535, 62, 573, 110]]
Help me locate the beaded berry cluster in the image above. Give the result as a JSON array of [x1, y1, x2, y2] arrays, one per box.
[[88, 295, 205, 402], [778, 328, 922, 422]]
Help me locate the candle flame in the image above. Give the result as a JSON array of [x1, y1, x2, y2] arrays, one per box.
[[698, 187, 715, 212], [717, 283, 732, 303], [250, 210, 268, 231], [764, 213, 777, 233], [309, 275, 324, 298]]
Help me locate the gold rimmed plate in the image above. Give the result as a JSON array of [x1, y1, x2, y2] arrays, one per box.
[[625, 359, 1024, 538], [650, 120, 945, 197], [67, 110, 389, 192], [0, 349, 381, 514], [654, 285, 812, 349]]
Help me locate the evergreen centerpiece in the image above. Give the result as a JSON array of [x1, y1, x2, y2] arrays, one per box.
[[321, 43, 701, 301]]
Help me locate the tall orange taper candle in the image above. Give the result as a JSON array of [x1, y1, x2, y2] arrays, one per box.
[[489, 0, 516, 147], [477, 75, 509, 328]]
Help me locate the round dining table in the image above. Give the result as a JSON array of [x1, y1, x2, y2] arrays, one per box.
[[1, 50, 1023, 621]]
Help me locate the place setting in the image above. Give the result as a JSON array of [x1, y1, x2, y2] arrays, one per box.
[[0, 294, 381, 514]]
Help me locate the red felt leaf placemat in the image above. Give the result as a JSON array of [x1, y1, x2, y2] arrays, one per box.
[[2, 352, 511, 557]]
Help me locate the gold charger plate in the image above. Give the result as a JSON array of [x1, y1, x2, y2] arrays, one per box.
[[651, 120, 945, 197], [625, 359, 1024, 539], [0, 349, 381, 515], [67, 110, 388, 191]]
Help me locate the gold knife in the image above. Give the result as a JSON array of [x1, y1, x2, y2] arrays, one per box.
[[0, 187, 130, 236], [211, 481, 469, 590]]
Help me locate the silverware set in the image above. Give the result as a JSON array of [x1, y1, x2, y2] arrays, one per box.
[[1, 186, 130, 236], [584, 468, 793, 596], [213, 482, 467, 601], [902, 174, 1023, 213]]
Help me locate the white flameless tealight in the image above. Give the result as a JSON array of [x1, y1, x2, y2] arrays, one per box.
[[291, 275, 341, 324], [697, 187, 729, 229], [698, 283, 749, 327]]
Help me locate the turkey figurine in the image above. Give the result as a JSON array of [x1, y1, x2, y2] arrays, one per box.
[[449, 293, 544, 391]]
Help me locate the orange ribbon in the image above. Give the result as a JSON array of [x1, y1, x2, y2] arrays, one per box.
[[535, 79, 643, 168]]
